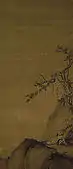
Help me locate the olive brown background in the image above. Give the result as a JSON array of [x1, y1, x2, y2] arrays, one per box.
[[0, 0, 73, 154]]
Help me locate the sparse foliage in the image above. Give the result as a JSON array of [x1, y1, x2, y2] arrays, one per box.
[[25, 44, 73, 113]]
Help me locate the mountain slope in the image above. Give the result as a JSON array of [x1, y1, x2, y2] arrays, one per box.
[[43, 103, 73, 143]]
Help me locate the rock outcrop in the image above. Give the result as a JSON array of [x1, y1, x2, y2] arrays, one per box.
[[1, 138, 73, 169], [7, 138, 73, 169]]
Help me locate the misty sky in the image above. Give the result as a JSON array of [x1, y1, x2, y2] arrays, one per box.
[[0, 0, 73, 152]]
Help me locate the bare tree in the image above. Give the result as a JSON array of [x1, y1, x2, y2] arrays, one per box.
[[25, 44, 73, 113]]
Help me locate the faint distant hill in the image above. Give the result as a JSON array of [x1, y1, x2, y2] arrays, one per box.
[[43, 103, 73, 143]]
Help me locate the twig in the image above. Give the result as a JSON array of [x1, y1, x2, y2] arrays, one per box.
[[25, 45, 73, 111]]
